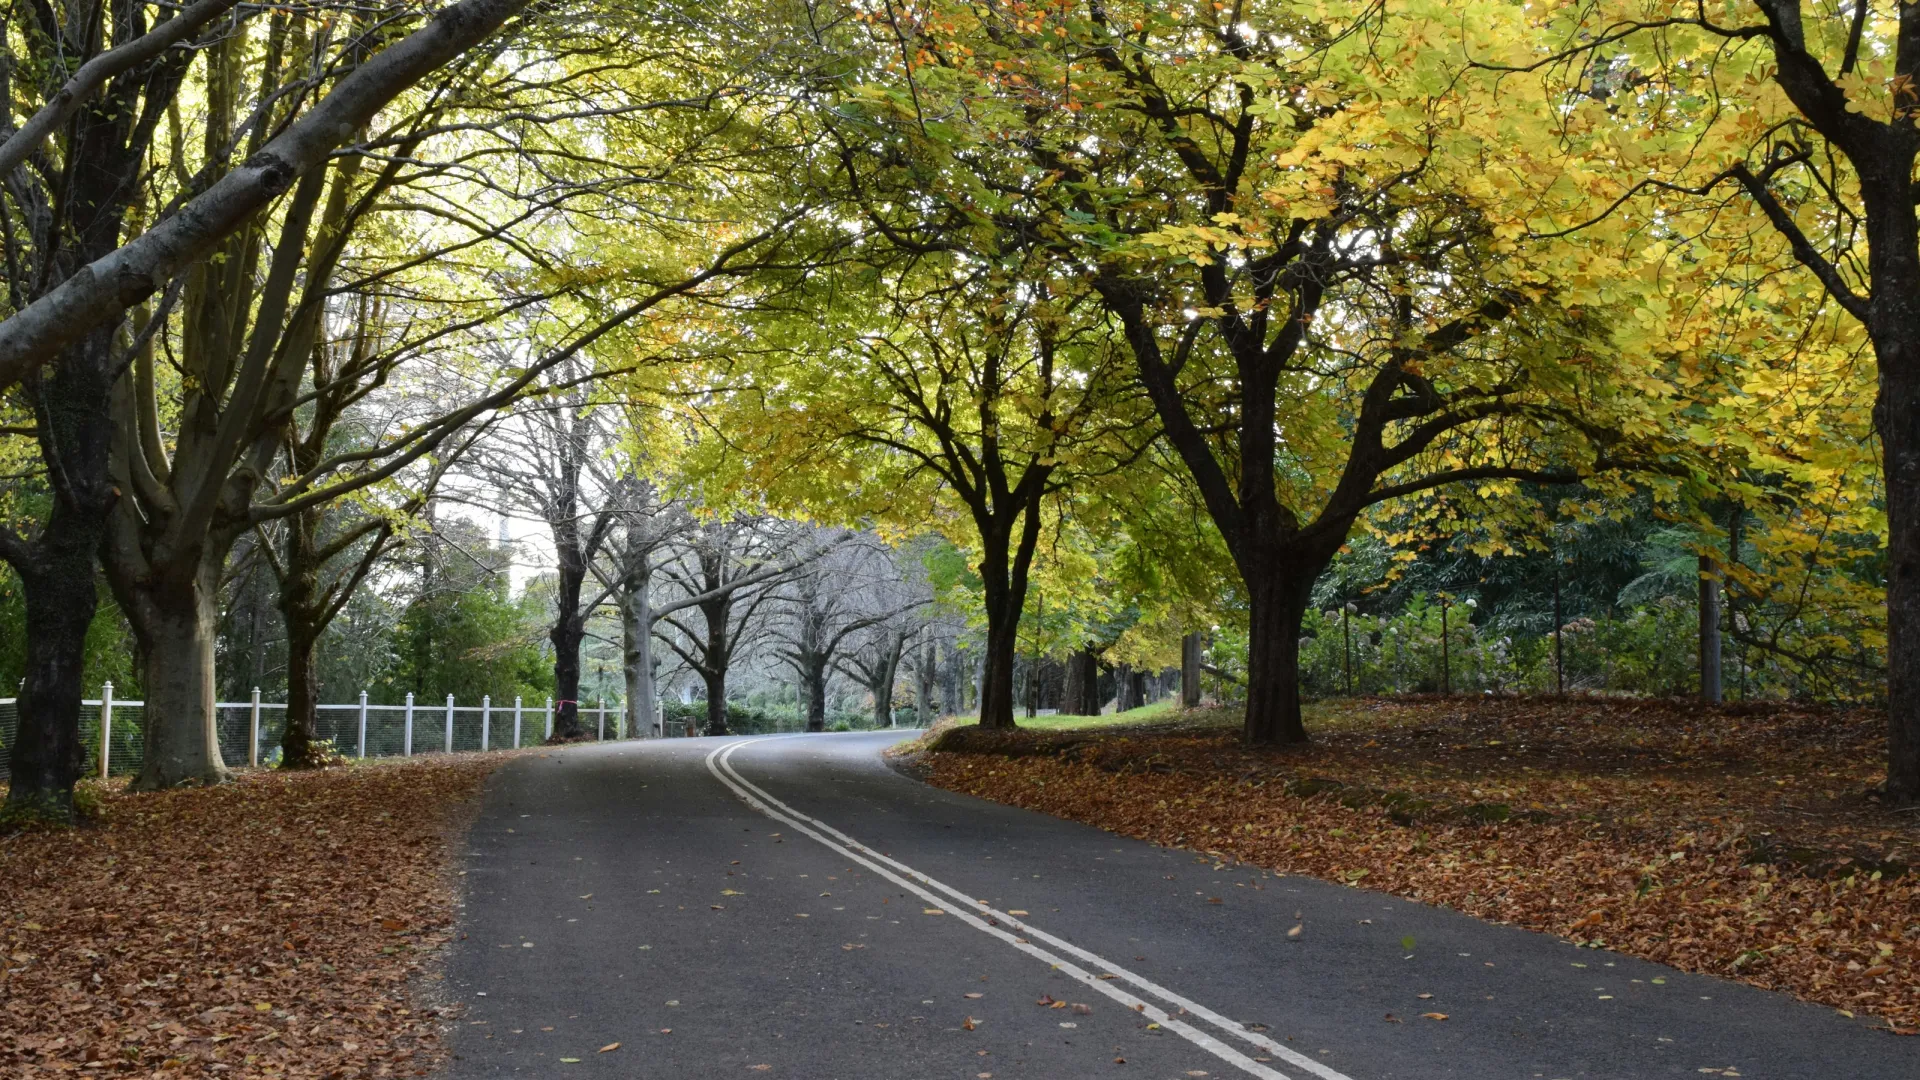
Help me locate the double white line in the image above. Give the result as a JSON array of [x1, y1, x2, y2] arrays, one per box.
[[704, 737, 1357, 1080]]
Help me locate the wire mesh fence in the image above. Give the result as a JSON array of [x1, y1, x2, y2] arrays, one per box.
[[0, 688, 624, 781]]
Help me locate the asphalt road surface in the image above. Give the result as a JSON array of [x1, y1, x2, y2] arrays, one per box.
[[440, 732, 1919, 1079]]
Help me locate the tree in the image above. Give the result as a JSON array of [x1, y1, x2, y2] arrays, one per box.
[[768, 537, 916, 732], [0, 0, 201, 813], [715, 252, 1150, 729], [655, 518, 801, 735], [1508, 0, 1920, 798], [822, 0, 1671, 743]]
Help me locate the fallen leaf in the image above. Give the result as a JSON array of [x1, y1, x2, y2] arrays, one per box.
[[962, 1016, 978, 1030], [1422, 1012, 1449, 1021], [598, 1042, 620, 1053]]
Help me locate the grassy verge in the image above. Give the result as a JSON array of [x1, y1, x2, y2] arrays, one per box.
[[1, 751, 521, 1076], [909, 695, 1920, 1034]]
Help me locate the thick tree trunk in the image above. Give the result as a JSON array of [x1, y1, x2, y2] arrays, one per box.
[[1062, 648, 1099, 715], [1243, 571, 1311, 746], [1181, 633, 1203, 708], [1698, 553, 1722, 704], [870, 637, 901, 729], [1879, 349, 1920, 801], [703, 670, 729, 736], [803, 659, 828, 732], [1114, 662, 1136, 712], [550, 611, 585, 740], [978, 601, 1020, 729], [1859, 160, 1920, 802], [620, 583, 657, 738], [4, 544, 103, 818], [282, 611, 322, 766], [128, 567, 228, 789], [2, 333, 118, 817]]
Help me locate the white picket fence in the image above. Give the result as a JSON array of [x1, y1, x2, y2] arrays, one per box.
[[0, 686, 623, 780]]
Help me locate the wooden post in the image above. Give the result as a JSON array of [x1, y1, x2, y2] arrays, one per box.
[[1440, 595, 1451, 694], [248, 687, 261, 767], [98, 681, 114, 779]]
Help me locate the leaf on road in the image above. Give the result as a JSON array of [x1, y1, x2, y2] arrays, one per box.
[[598, 1042, 620, 1053], [1422, 1012, 1449, 1021], [962, 1016, 978, 1030]]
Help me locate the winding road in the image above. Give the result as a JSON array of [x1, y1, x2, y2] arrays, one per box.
[[441, 732, 1916, 1079]]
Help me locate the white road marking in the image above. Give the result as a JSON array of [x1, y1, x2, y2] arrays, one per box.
[[705, 737, 1358, 1080]]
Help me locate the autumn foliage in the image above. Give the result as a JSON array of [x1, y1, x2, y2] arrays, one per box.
[[0, 755, 509, 1076], [915, 698, 1920, 1033]]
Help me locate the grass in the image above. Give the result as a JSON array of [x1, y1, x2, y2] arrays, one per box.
[[1015, 698, 1181, 731]]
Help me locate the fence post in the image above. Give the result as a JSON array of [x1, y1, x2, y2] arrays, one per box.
[[514, 696, 523, 748], [404, 692, 415, 756], [357, 690, 369, 758], [98, 681, 114, 780], [597, 698, 605, 741], [545, 697, 553, 739], [248, 687, 262, 767], [482, 695, 491, 751], [444, 693, 455, 754]]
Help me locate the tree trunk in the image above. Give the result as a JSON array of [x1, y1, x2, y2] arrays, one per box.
[[916, 643, 937, 725], [549, 610, 585, 740], [1181, 633, 1202, 708], [1062, 648, 1099, 715], [1698, 552, 1722, 704], [2, 331, 119, 817], [3, 541, 104, 818], [703, 669, 729, 736], [1114, 662, 1135, 712], [941, 647, 963, 715], [1242, 571, 1311, 745], [978, 606, 1020, 729], [620, 581, 657, 738], [1879, 341, 1920, 800], [803, 658, 828, 732], [127, 564, 229, 789], [282, 608, 322, 766]]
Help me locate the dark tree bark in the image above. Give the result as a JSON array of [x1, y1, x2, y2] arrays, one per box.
[[0, 335, 117, 815], [0, 0, 195, 812], [1061, 647, 1100, 715], [1699, 553, 1723, 703], [1181, 632, 1203, 708]]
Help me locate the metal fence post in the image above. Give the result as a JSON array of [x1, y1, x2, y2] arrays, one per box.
[[481, 695, 491, 751], [513, 696, 523, 748], [545, 697, 553, 739], [404, 692, 415, 756], [444, 693, 455, 753], [249, 687, 262, 767], [98, 681, 114, 780], [357, 690, 369, 758], [597, 698, 605, 741]]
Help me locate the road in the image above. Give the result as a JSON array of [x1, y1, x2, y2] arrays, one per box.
[[441, 732, 1917, 1079]]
